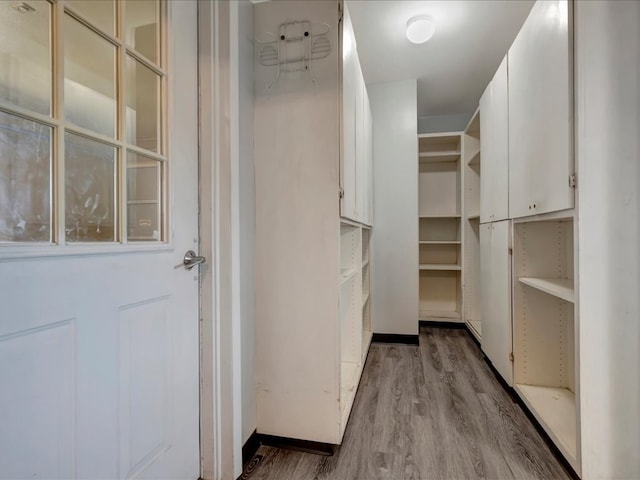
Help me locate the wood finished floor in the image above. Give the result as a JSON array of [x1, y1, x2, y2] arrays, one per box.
[[241, 327, 573, 480]]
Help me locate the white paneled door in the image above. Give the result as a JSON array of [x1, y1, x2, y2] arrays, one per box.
[[0, 1, 200, 479]]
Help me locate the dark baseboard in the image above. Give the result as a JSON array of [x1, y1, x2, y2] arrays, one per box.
[[257, 433, 336, 456], [371, 333, 419, 345], [242, 429, 261, 468], [419, 319, 467, 329]]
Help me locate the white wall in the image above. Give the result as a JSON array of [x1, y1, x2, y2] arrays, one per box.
[[369, 79, 418, 335], [575, 2, 640, 478], [236, 0, 256, 447]]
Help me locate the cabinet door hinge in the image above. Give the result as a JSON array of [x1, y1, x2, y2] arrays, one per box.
[[338, 3, 343, 22], [339, 186, 344, 199], [569, 174, 577, 188], [508, 247, 513, 255], [509, 352, 514, 362]]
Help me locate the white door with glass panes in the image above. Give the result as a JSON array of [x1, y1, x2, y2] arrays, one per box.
[[0, 1, 201, 479]]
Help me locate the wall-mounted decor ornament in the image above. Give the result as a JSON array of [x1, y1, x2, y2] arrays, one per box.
[[256, 19, 331, 90]]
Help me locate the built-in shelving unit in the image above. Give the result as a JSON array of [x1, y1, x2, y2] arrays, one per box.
[[463, 110, 481, 339], [418, 133, 463, 321], [513, 217, 578, 471]]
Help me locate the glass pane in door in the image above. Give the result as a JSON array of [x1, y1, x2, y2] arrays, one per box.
[[64, 14, 116, 138], [126, 152, 162, 241], [125, 0, 160, 65], [66, 0, 115, 36], [126, 55, 161, 153], [65, 133, 116, 242], [0, 0, 52, 115], [0, 110, 52, 242]]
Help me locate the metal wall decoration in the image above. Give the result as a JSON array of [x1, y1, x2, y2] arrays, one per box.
[[256, 19, 331, 89]]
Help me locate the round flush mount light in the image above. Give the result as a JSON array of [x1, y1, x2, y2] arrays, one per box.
[[406, 16, 435, 44]]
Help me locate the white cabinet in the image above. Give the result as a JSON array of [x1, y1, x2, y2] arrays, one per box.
[[418, 133, 463, 321], [479, 55, 509, 223], [340, 4, 372, 225], [512, 217, 577, 472], [254, 0, 372, 445], [508, 0, 574, 218], [463, 110, 481, 339], [480, 220, 512, 385]]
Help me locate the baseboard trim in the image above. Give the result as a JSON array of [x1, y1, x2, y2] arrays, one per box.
[[371, 333, 419, 345], [419, 320, 466, 329], [241, 429, 261, 468], [257, 433, 336, 456]]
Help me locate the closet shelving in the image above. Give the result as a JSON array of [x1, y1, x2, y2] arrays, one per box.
[[462, 110, 481, 339], [512, 216, 578, 470], [361, 227, 372, 362], [418, 133, 463, 321]]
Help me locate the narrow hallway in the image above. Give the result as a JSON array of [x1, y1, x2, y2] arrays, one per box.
[[241, 327, 572, 480]]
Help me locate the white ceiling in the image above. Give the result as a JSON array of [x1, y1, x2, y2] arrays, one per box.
[[347, 0, 534, 117]]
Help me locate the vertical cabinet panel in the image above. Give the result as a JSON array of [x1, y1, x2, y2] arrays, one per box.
[[340, 4, 372, 225], [479, 55, 509, 223], [480, 220, 513, 385], [508, 0, 573, 219], [340, 4, 357, 221]]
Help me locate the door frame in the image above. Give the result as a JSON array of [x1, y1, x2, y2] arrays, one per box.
[[198, 1, 243, 479]]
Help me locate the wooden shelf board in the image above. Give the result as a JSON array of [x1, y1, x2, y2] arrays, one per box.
[[467, 214, 480, 221], [419, 240, 461, 245], [419, 151, 460, 163], [418, 214, 462, 219], [419, 263, 462, 271], [362, 292, 370, 306], [419, 309, 461, 320], [467, 150, 481, 166], [519, 277, 574, 303], [340, 267, 358, 284], [515, 384, 578, 468]]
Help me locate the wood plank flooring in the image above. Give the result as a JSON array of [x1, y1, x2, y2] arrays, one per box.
[[240, 327, 573, 480]]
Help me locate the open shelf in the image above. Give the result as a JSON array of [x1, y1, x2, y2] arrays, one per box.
[[419, 151, 461, 163], [467, 214, 480, 220], [519, 277, 574, 303], [419, 240, 461, 245], [340, 267, 358, 284], [419, 309, 461, 320], [515, 384, 577, 468], [419, 263, 462, 271], [467, 150, 480, 166]]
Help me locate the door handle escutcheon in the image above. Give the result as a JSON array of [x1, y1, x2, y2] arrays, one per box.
[[183, 250, 206, 270]]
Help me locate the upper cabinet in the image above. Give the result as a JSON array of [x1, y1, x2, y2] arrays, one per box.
[[508, 0, 574, 218], [479, 55, 509, 223], [341, 4, 373, 225]]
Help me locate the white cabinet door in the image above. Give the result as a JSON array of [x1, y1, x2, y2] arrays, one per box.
[[363, 84, 373, 226], [0, 3, 200, 478], [340, 4, 357, 221], [508, 0, 574, 218], [480, 220, 513, 385], [354, 58, 365, 223], [480, 55, 509, 223]]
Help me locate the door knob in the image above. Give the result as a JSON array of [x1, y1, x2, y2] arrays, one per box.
[[183, 250, 206, 270]]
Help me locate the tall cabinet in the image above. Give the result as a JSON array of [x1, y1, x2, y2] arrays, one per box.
[[478, 0, 581, 473], [462, 111, 482, 339], [417, 133, 463, 321], [254, 0, 373, 445]]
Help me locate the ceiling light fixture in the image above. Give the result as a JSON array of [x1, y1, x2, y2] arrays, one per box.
[[406, 16, 435, 44]]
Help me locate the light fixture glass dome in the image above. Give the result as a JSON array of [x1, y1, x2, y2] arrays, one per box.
[[406, 16, 435, 44]]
